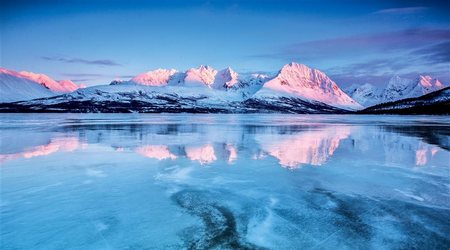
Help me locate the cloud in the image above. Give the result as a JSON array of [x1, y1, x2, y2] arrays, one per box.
[[248, 28, 450, 85], [330, 73, 393, 87], [41, 56, 121, 66], [62, 73, 104, 77], [373, 7, 429, 15], [328, 58, 410, 76], [251, 28, 450, 61], [64, 73, 134, 78], [409, 41, 450, 64], [62, 73, 135, 83]]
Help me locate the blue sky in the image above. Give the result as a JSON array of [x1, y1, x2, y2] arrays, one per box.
[[1, 0, 449, 86]]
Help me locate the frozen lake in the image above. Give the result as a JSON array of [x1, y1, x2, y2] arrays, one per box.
[[1, 114, 449, 249]]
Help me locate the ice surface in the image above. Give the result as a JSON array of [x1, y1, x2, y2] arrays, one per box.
[[0, 114, 449, 249]]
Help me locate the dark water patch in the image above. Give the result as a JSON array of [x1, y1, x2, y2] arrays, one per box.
[[374, 200, 450, 249], [171, 189, 265, 250], [381, 125, 450, 151], [310, 188, 372, 240]]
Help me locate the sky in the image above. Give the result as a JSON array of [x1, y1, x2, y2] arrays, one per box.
[[1, 0, 449, 87]]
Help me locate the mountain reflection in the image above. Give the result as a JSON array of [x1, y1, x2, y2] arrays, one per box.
[[186, 145, 217, 165], [136, 145, 177, 160], [1, 121, 447, 169], [415, 142, 440, 166], [255, 126, 351, 169], [0, 136, 86, 163]]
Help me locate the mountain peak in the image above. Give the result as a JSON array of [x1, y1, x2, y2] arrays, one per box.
[[185, 65, 218, 86], [281, 62, 311, 72], [258, 63, 363, 110], [18, 71, 80, 93], [417, 75, 443, 88], [213, 67, 239, 89], [131, 68, 178, 86], [58, 79, 83, 92]]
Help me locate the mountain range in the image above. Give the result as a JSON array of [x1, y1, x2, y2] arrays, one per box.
[[0, 63, 447, 114], [345, 75, 445, 107]]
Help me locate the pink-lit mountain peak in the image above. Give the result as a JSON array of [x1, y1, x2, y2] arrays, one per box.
[[0, 68, 24, 78], [58, 79, 85, 92], [277, 62, 336, 89], [213, 67, 239, 89], [185, 65, 218, 86], [131, 68, 179, 86], [259, 62, 363, 110], [382, 74, 446, 102], [19, 71, 80, 93], [417, 75, 443, 88]]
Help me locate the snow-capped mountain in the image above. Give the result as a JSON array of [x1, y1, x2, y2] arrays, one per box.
[[212, 67, 239, 89], [19, 71, 82, 93], [4, 63, 445, 114], [385, 75, 444, 101], [362, 86, 449, 114], [184, 65, 218, 87], [0, 63, 365, 112], [344, 83, 383, 107], [0, 68, 56, 103], [128, 65, 262, 93], [251, 62, 363, 110], [58, 80, 85, 92], [131, 68, 180, 86], [346, 75, 446, 107], [0, 68, 84, 102]]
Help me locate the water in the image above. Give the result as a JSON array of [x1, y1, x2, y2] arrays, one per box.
[[1, 114, 449, 249]]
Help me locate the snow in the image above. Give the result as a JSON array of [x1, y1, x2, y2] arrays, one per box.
[[58, 80, 84, 92], [346, 75, 446, 107], [131, 68, 179, 86], [184, 65, 218, 87], [19, 71, 81, 93], [344, 83, 383, 107], [3, 63, 445, 112], [212, 67, 239, 89], [0, 68, 56, 102], [0, 67, 85, 102], [253, 62, 363, 110]]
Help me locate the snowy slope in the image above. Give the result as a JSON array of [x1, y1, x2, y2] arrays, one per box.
[[0, 68, 56, 102], [252, 63, 363, 110], [131, 69, 180, 86], [407, 75, 444, 98], [347, 75, 446, 107], [16, 63, 446, 113], [184, 65, 218, 87], [212, 67, 239, 89], [344, 83, 383, 107], [362, 87, 450, 114], [128, 66, 267, 95], [19, 71, 81, 93], [58, 80, 85, 92]]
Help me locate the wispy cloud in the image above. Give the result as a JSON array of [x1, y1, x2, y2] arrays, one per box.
[[63, 73, 134, 78], [328, 58, 409, 76], [62, 73, 104, 77], [409, 41, 450, 64], [373, 7, 429, 15], [42, 56, 121, 66], [250, 28, 450, 61]]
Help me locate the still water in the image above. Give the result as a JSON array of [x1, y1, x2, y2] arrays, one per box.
[[1, 114, 449, 249]]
